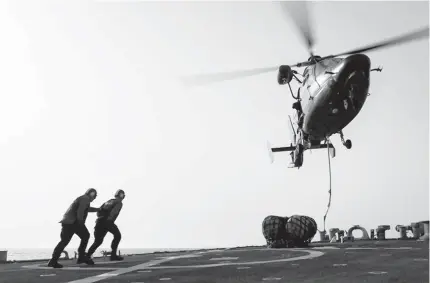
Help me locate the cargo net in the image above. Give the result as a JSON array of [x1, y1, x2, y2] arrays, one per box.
[[262, 215, 318, 248]]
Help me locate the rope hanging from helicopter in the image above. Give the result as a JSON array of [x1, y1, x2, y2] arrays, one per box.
[[323, 139, 332, 233], [314, 138, 333, 236]]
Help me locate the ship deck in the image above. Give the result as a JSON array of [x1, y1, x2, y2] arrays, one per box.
[[0, 240, 428, 283]]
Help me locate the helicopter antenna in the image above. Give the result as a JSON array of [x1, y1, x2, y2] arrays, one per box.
[[288, 115, 296, 145]]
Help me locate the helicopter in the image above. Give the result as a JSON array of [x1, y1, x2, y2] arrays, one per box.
[[181, 2, 429, 169]]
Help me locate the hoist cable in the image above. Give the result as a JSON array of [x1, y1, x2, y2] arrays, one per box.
[[317, 140, 333, 236], [322, 140, 332, 233]]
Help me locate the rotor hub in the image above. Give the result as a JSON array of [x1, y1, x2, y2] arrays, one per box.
[[307, 55, 322, 62]]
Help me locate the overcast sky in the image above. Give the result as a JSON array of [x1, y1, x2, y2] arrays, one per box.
[[0, 1, 428, 250]]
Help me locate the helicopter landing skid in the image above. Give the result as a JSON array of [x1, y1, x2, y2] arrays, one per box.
[[339, 131, 352, 149]]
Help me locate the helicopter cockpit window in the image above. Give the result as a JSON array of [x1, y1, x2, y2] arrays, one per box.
[[315, 58, 341, 77], [314, 62, 326, 77]]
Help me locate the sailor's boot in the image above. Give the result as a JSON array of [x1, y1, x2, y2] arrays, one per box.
[[110, 251, 124, 261], [77, 253, 94, 265], [47, 258, 63, 268]]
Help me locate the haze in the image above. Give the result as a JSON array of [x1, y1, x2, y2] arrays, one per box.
[[0, 1, 428, 250]]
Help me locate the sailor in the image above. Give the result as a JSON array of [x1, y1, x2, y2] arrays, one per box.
[[87, 189, 125, 261], [288, 101, 305, 168], [289, 143, 304, 168], [48, 188, 99, 268], [292, 101, 304, 130]]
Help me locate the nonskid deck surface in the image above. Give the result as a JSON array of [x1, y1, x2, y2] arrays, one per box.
[[0, 240, 428, 283]]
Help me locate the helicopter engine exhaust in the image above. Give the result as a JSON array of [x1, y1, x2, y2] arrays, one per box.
[[277, 65, 293, 85]]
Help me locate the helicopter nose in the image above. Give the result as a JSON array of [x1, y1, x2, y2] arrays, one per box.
[[343, 54, 371, 72], [333, 53, 371, 85]]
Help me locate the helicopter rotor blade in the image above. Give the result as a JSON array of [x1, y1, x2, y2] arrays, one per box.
[[180, 66, 278, 87], [181, 1, 318, 88], [279, 1, 315, 56], [322, 26, 429, 60]]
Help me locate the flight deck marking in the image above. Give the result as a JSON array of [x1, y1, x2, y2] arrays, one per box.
[[21, 253, 202, 271], [333, 264, 347, 267], [22, 248, 324, 281], [345, 247, 378, 250], [209, 257, 239, 261], [90, 260, 126, 264], [21, 259, 127, 270], [96, 273, 118, 277], [311, 246, 340, 250], [63, 253, 201, 283], [22, 265, 118, 271], [142, 249, 324, 269], [368, 271, 387, 275], [384, 247, 415, 250], [21, 246, 419, 272]]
